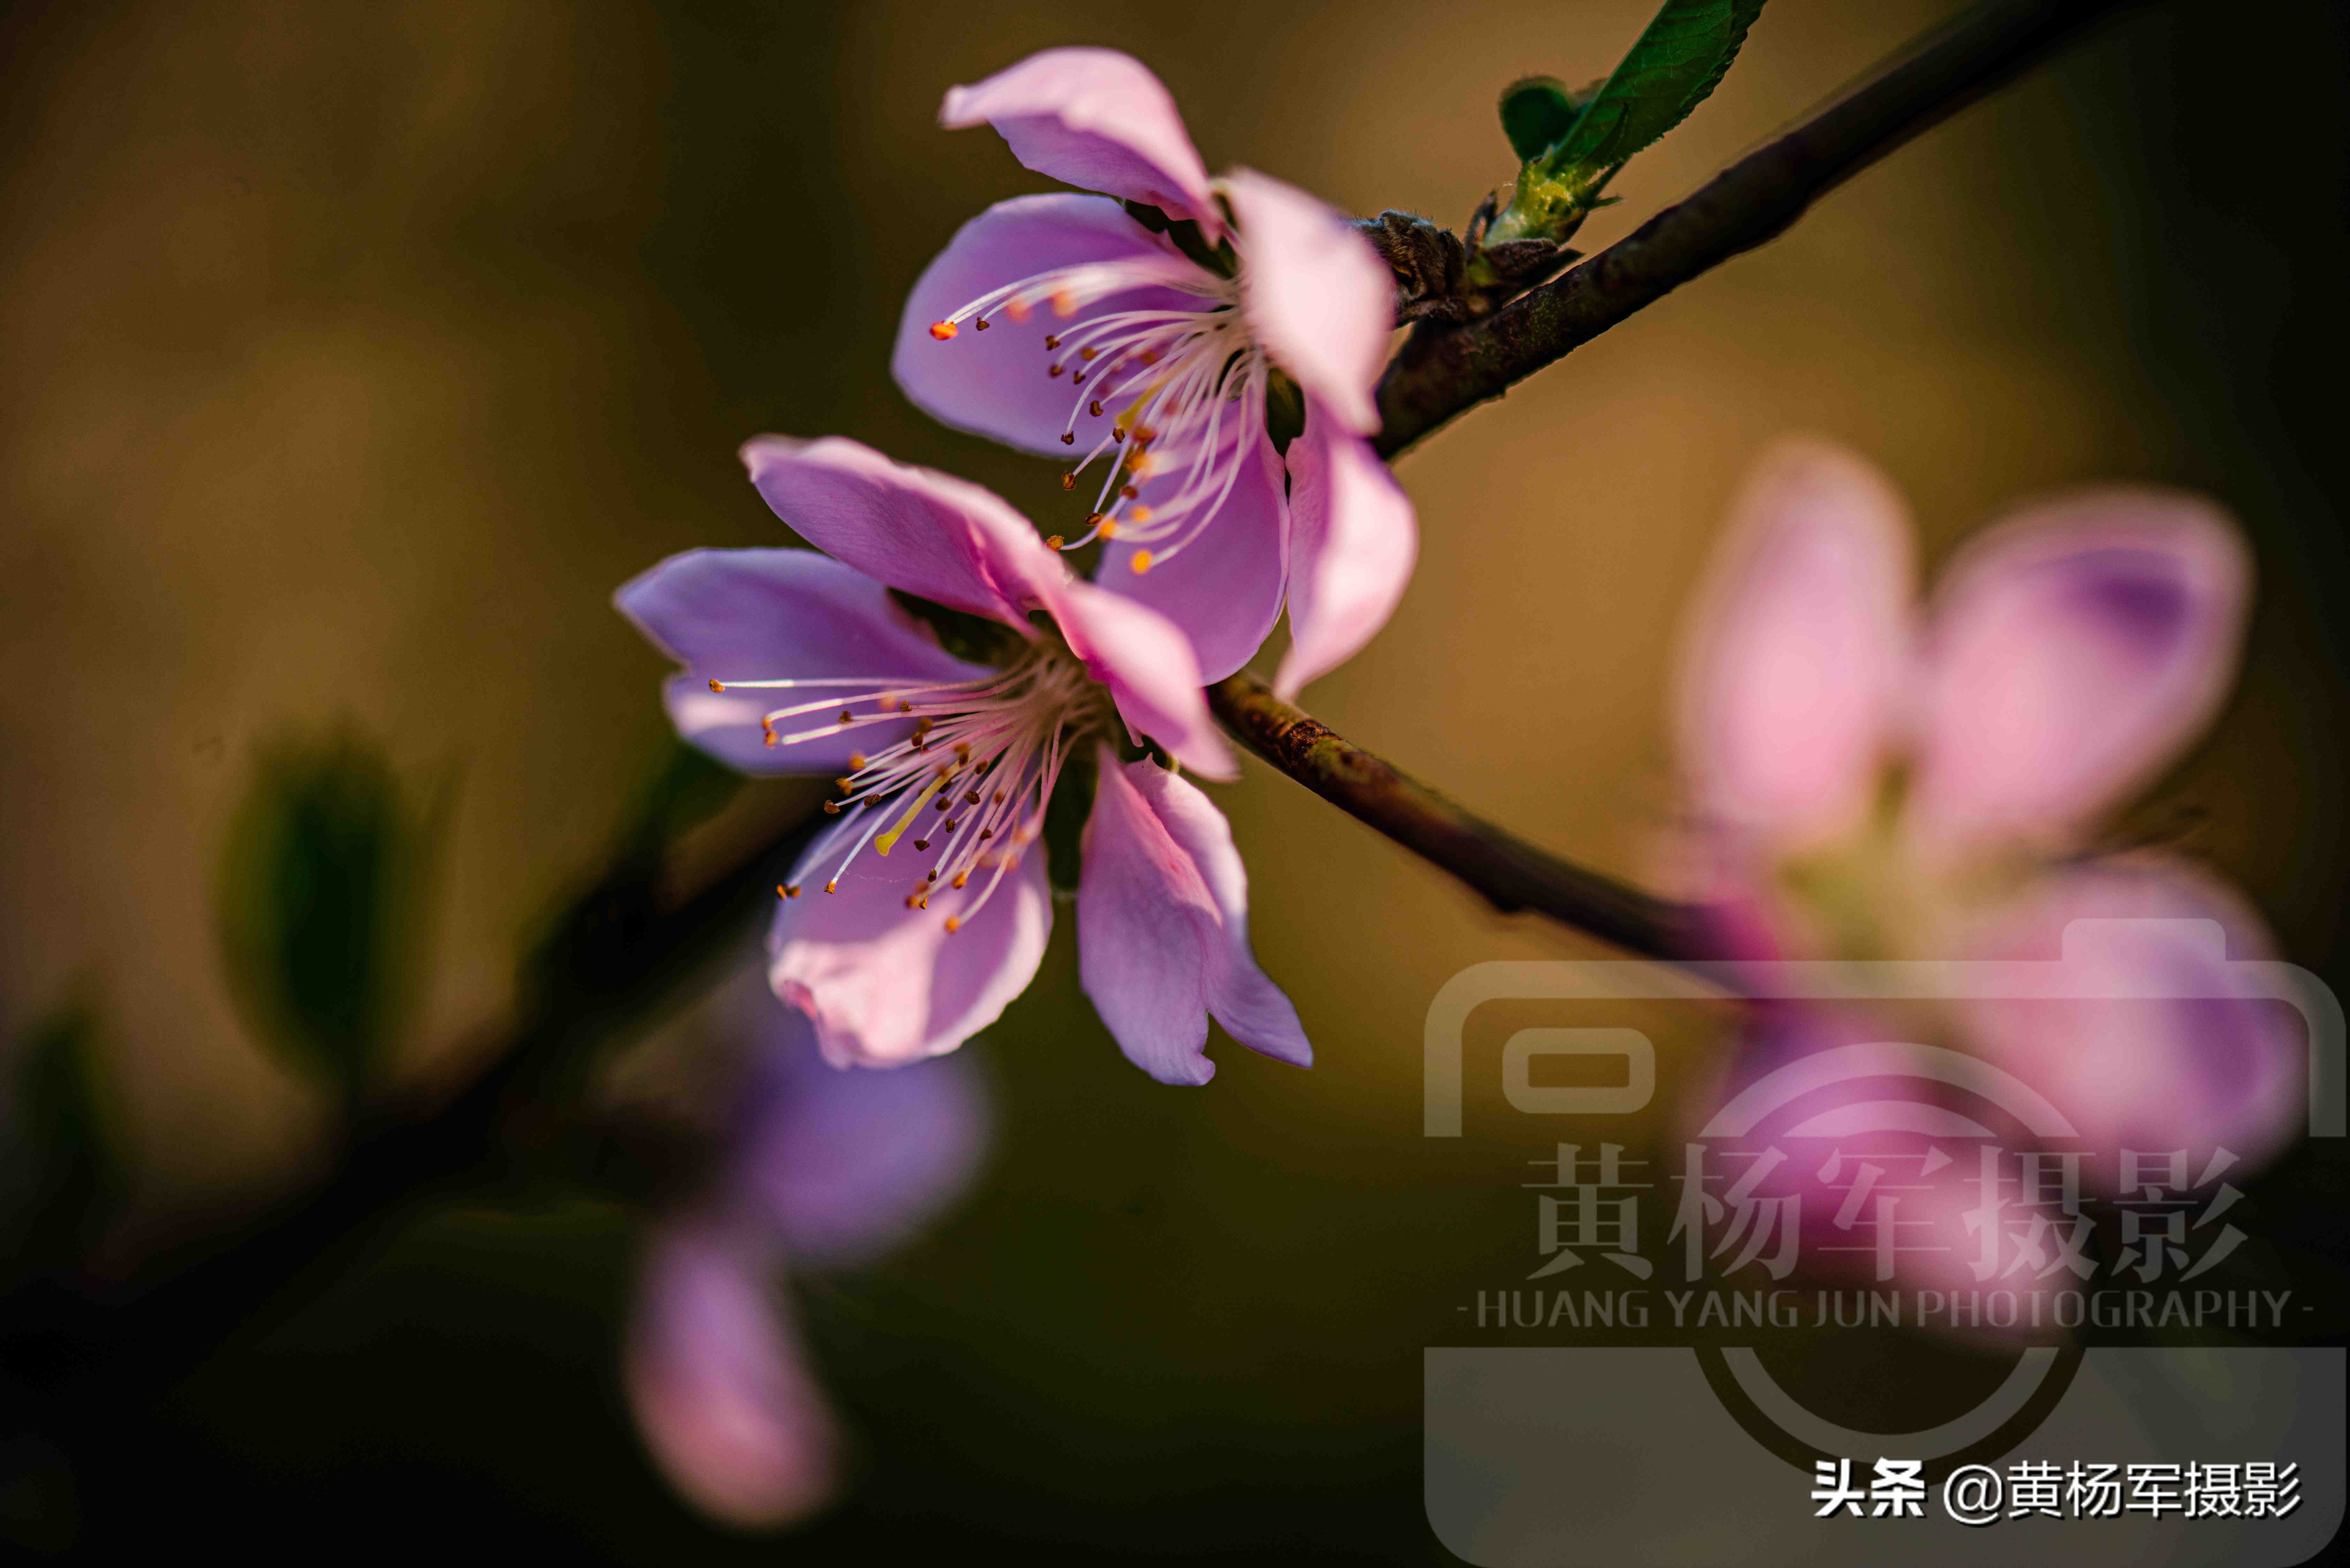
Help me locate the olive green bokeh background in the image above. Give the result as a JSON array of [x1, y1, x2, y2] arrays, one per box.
[[0, 0, 2344, 1557]]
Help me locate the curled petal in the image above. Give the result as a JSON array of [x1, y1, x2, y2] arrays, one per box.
[[729, 1006, 992, 1271], [1961, 859, 2305, 1186], [769, 832, 1051, 1068], [740, 436, 1064, 626], [1274, 400, 1416, 699], [1912, 489, 2251, 850], [624, 1216, 836, 1529], [616, 548, 989, 774], [1103, 428, 1289, 685], [942, 48, 1219, 234], [1223, 168, 1392, 433], [1076, 752, 1309, 1083], [1042, 578, 1234, 778], [895, 194, 1209, 458], [1674, 439, 1915, 849]]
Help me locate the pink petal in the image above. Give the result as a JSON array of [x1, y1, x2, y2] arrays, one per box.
[[1674, 439, 1915, 848], [1076, 752, 1308, 1083], [740, 435, 1065, 627], [728, 1003, 992, 1271], [1911, 489, 2251, 850], [1102, 427, 1289, 684], [768, 830, 1051, 1068], [1961, 858, 2304, 1186], [1223, 168, 1392, 433], [624, 1216, 837, 1529], [1041, 577, 1234, 778], [941, 48, 1219, 235], [1075, 759, 1209, 1084], [1272, 400, 1416, 698], [1122, 758, 1310, 1067], [894, 194, 1209, 459], [615, 548, 991, 775]]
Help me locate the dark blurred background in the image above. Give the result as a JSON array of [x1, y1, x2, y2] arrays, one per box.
[[0, 0, 2345, 1558]]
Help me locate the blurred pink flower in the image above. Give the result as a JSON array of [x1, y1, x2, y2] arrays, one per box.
[[616, 435, 1308, 1085], [1674, 439, 2301, 1177], [626, 999, 990, 1528], [1962, 863, 2303, 1176], [894, 47, 1414, 697]]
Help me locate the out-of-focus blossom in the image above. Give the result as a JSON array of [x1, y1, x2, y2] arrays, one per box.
[[1673, 439, 2301, 1181], [625, 999, 989, 1528], [1962, 863, 2303, 1175], [615, 435, 1308, 1085], [895, 47, 1414, 697]]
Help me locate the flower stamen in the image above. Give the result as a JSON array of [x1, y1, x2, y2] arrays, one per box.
[[757, 641, 1109, 930], [928, 243, 1268, 566]]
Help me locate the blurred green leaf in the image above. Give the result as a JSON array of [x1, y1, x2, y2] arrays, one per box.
[[15, 1012, 109, 1178], [1541, 0, 1767, 182], [618, 738, 743, 858], [6, 1008, 121, 1264], [215, 733, 442, 1102]]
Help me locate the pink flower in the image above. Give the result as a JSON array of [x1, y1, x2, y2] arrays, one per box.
[[893, 47, 1415, 697], [1674, 439, 2302, 1177], [615, 434, 1309, 1085], [626, 992, 989, 1527]]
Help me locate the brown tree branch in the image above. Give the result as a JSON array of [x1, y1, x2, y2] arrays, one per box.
[[1210, 673, 1702, 959], [1374, 0, 2153, 458]]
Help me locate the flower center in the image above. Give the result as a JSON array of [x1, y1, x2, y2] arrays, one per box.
[[929, 249, 1264, 576], [709, 641, 1111, 929]]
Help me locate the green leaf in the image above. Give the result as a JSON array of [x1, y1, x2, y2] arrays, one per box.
[[1542, 0, 1768, 182], [215, 733, 442, 1101], [1498, 76, 1583, 163], [15, 1012, 107, 1168], [620, 737, 743, 854], [6, 1008, 121, 1262]]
